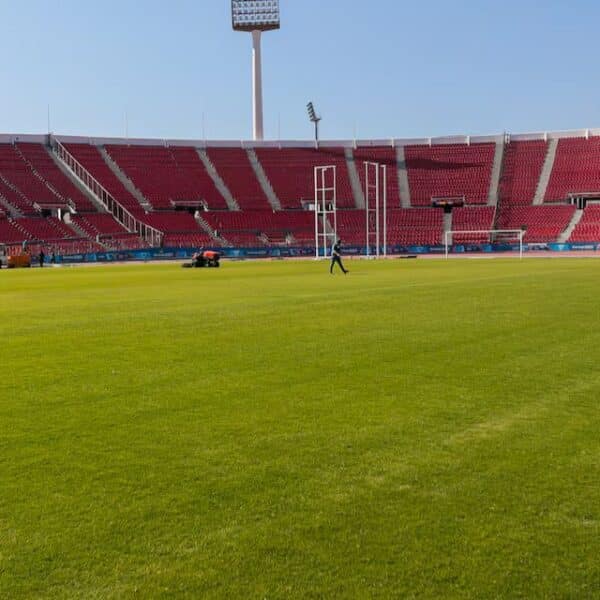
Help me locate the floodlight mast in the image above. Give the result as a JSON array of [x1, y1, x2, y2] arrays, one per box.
[[232, 0, 281, 141], [307, 102, 322, 146]]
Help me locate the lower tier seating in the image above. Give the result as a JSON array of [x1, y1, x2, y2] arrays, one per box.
[[202, 210, 314, 247], [71, 213, 129, 238], [497, 205, 575, 242], [570, 206, 600, 242], [335, 209, 443, 246], [163, 232, 215, 248], [451, 206, 495, 243]]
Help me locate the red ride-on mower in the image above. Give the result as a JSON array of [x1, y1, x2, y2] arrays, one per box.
[[183, 250, 221, 268]]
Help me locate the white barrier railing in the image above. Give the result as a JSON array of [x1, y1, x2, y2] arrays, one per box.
[[50, 137, 163, 248]]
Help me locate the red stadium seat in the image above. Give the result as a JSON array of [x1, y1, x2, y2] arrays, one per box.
[[405, 143, 495, 206]]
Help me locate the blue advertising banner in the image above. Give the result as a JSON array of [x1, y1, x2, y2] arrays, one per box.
[[54, 241, 600, 264]]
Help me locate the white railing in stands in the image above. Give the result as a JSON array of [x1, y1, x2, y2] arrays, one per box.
[[50, 137, 163, 247]]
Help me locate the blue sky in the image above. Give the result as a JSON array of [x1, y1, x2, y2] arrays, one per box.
[[1, 0, 599, 140]]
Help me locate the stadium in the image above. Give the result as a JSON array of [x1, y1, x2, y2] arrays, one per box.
[[2, 1, 599, 598]]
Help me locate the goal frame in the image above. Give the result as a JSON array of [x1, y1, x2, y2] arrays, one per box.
[[364, 161, 388, 258], [314, 165, 337, 259], [444, 229, 525, 259]]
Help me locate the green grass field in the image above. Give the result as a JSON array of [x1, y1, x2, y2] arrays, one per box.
[[1, 258, 599, 598]]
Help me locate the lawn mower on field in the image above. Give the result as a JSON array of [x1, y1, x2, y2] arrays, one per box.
[[182, 250, 221, 268]]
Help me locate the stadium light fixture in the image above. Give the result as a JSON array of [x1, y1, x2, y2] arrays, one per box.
[[307, 101, 322, 145], [232, 0, 281, 141]]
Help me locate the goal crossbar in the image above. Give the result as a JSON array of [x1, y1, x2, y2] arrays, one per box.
[[444, 229, 525, 259]]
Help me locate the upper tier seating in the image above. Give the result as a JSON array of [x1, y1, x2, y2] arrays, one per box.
[[0, 144, 60, 210], [105, 145, 227, 210], [0, 177, 36, 215], [545, 137, 600, 201], [498, 140, 548, 206], [570, 206, 600, 242], [405, 143, 495, 206], [17, 143, 96, 212], [497, 205, 575, 242], [255, 147, 355, 209], [451, 206, 495, 243], [353, 147, 401, 207], [65, 144, 144, 215], [206, 148, 271, 210]]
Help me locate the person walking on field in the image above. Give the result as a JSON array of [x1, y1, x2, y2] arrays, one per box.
[[330, 238, 349, 274]]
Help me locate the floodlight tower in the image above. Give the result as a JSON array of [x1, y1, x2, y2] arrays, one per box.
[[307, 102, 322, 146], [232, 0, 280, 141]]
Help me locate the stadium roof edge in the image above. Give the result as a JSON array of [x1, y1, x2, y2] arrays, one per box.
[[2, 128, 600, 147]]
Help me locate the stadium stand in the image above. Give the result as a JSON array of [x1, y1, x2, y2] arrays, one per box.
[[405, 143, 495, 206], [202, 209, 313, 247], [499, 140, 548, 205], [71, 213, 129, 237], [16, 216, 77, 241], [0, 217, 27, 243], [569, 205, 600, 242], [65, 144, 145, 214], [333, 210, 366, 245], [255, 147, 355, 209], [545, 137, 600, 202], [206, 148, 271, 209], [353, 146, 401, 207], [16, 143, 97, 212], [497, 205, 575, 242], [0, 176, 37, 215], [334, 208, 443, 246], [0, 214, 104, 256], [6, 133, 600, 255], [0, 144, 61, 210], [451, 206, 496, 243], [138, 211, 215, 248], [387, 208, 444, 245], [105, 145, 228, 210]]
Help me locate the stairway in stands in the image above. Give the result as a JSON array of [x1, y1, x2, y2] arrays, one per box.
[[99, 146, 151, 211], [196, 149, 239, 210], [559, 209, 584, 242], [487, 138, 505, 206], [345, 148, 365, 208], [396, 146, 411, 208], [246, 148, 281, 210], [533, 139, 558, 205]]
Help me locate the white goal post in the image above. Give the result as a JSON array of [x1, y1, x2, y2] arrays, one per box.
[[444, 229, 525, 259]]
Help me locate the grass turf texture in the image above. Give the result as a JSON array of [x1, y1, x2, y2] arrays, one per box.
[[1, 259, 599, 599]]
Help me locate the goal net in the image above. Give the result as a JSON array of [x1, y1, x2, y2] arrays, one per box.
[[444, 229, 525, 258]]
